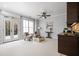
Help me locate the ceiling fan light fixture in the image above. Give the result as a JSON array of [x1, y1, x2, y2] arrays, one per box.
[[38, 11, 51, 19]]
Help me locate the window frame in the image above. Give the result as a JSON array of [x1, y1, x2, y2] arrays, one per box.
[[23, 19, 34, 34]]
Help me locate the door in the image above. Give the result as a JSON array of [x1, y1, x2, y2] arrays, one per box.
[[4, 17, 18, 42]]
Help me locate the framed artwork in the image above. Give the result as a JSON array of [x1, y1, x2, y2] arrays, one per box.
[[46, 21, 53, 32]]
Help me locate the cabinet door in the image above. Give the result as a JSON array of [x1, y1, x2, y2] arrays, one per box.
[[67, 2, 78, 27], [58, 35, 78, 56]]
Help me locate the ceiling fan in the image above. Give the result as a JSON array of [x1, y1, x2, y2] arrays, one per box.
[[38, 11, 51, 19]]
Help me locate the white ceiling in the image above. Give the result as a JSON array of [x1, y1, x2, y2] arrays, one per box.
[[0, 2, 66, 19]]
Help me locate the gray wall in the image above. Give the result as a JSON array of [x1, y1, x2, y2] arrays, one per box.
[[0, 15, 4, 43], [39, 3, 67, 39]]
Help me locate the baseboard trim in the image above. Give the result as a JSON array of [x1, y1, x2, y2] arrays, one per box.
[[0, 39, 23, 45]]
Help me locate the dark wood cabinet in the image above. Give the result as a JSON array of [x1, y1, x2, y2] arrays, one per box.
[[58, 33, 79, 56], [67, 2, 79, 27]]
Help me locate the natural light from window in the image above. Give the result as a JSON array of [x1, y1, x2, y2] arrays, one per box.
[[23, 20, 34, 34]]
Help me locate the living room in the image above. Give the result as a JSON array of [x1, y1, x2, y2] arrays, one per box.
[[0, 2, 66, 56], [0, 2, 79, 56]]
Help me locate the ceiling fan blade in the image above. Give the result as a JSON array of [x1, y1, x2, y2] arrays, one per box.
[[39, 16, 43, 18], [37, 15, 41, 16], [46, 15, 51, 16]]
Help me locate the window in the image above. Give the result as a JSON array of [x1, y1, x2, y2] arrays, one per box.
[[23, 19, 34, 34], [29, 21, 34, 33], [14, 24, 18, 35], [23, 20, 28, 33], [5, 20, 10, 36]]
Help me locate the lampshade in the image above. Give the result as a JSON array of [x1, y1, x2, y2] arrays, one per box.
[[71, 22, 79, 33]]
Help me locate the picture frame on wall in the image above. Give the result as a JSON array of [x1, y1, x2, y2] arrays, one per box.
[[46, 21, 53, 32]]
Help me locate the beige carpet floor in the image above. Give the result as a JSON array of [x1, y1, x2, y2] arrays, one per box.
[[0, 38, 65, 56]]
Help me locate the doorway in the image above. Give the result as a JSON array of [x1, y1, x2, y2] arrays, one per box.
[[4, 17, 18, 42]]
